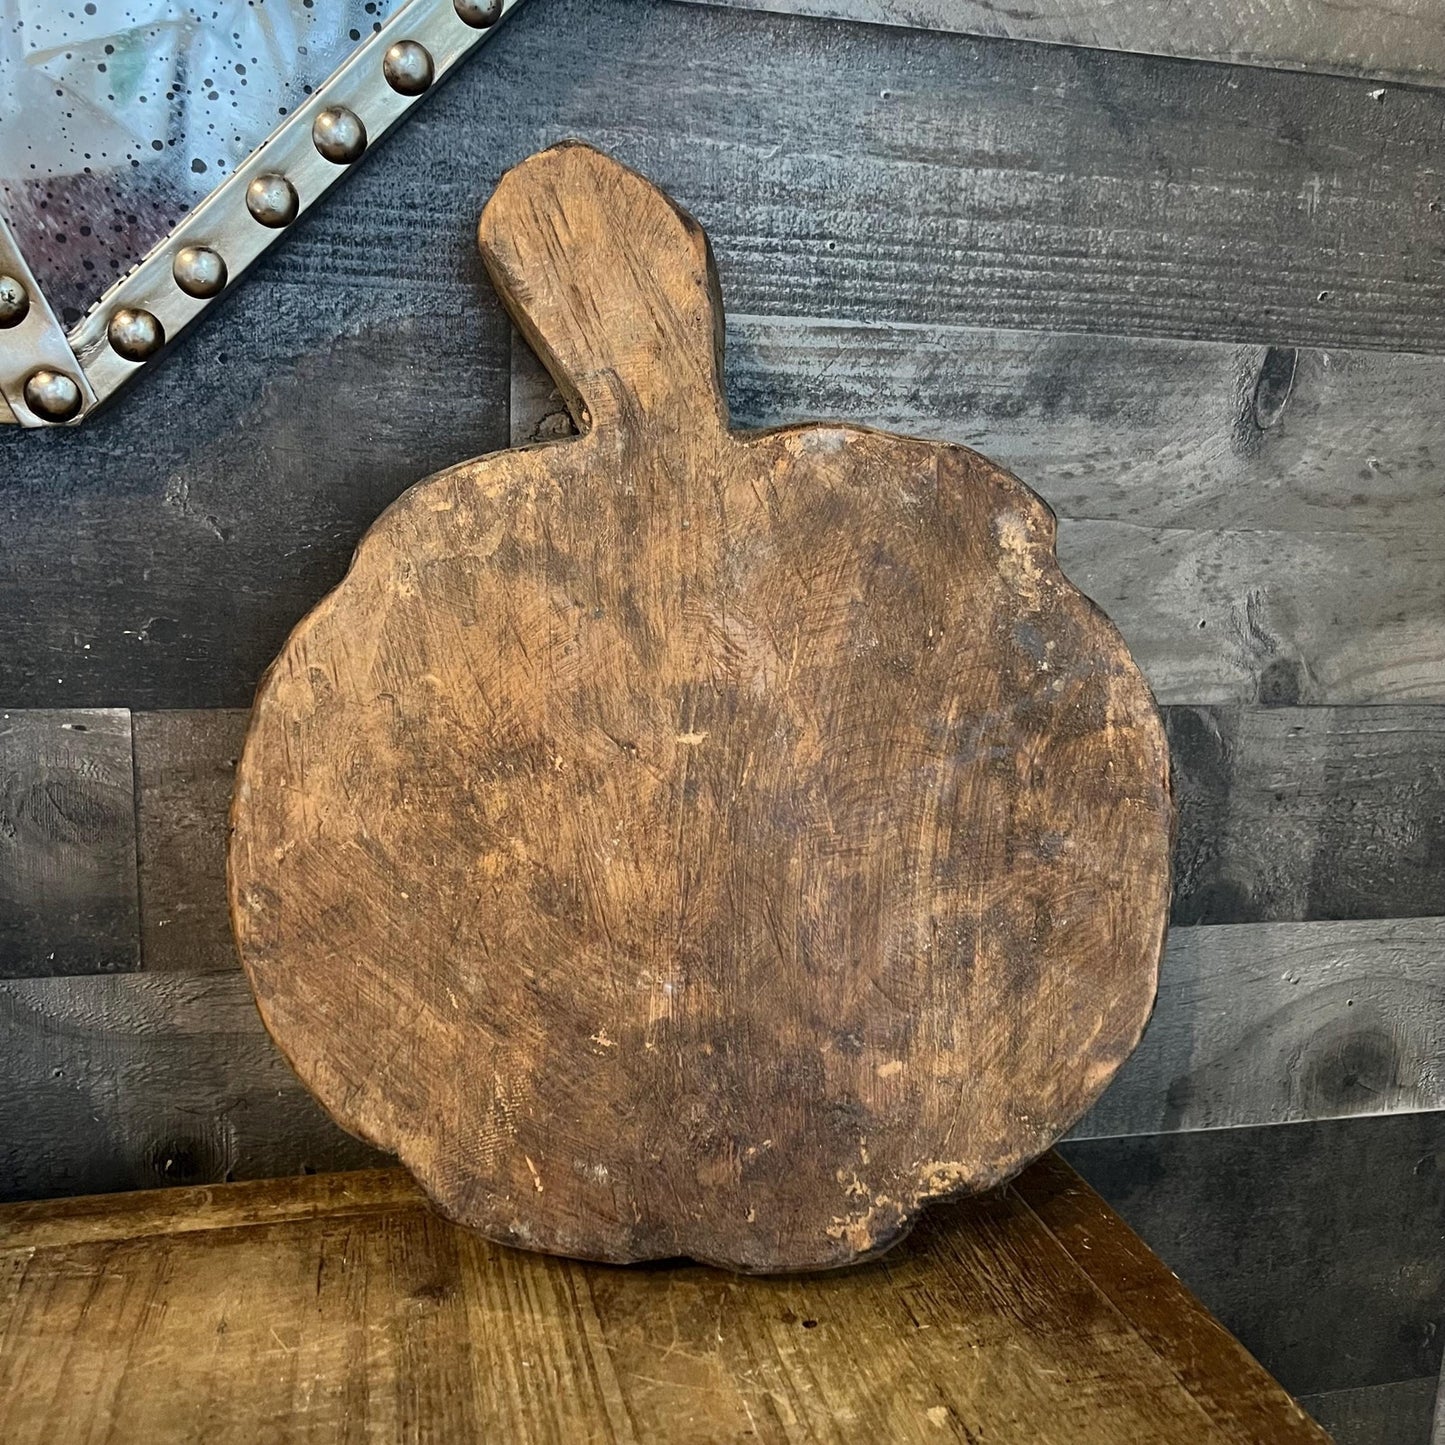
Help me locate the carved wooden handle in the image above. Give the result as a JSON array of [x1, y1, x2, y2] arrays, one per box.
[[479, 142, 729, 436]]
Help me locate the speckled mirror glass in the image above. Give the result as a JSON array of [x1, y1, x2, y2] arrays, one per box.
[[0, 0, 402, 323]]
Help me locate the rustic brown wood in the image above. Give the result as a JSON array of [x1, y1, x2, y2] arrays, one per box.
[[229, 143, 1173, 1273], [0, 1158, 1326, 1445]]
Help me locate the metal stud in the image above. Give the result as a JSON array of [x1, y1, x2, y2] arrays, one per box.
[[0, 273, 29, 328], [454, 0, 503, 28], [383, 39, 435, 95], [313, 106, 368, 165], [173, 245, 228, 299], [23, 368, 83, 423], [246, 173, 300, 229], [107, 307, 166, 363]]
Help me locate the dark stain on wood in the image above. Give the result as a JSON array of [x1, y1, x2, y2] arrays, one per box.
[[229, 144, 1173, 1272], [0, 973, 386, 1204], [1071, 917, 1445, 1138]]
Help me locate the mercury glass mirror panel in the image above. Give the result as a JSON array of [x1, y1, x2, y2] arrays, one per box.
[[0, 0, 524, 428]]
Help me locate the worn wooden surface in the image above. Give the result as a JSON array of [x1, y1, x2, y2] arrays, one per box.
[[4, 916, 1437, 1201], [0, 711, 138, 979], [9, 698, 1441, 984], [4, 970, 1428, 1435], [517, 322, 1445, 540], [0, 1155, 1327, 1445], [673, 0, 1445, 87], [230, 143, 1171, 1271]]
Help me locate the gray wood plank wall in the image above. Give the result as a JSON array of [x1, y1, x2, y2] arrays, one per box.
[[1, 2, 1441, 1440], [671, 0, 1445, 88]]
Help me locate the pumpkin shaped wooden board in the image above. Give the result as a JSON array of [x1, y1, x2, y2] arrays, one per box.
[[229, 143, 1172, 1273]]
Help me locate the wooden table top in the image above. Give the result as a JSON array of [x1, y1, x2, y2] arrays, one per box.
[[0, 1153, 1328, 1444]]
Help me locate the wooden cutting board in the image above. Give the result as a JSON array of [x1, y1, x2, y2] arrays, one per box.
[[229, 143, 1173, 1273]]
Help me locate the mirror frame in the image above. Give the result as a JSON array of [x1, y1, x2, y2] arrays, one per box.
[[0, 0, 527, 429]]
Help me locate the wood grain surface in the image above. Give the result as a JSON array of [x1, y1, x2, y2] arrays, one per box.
[[0, 711, 139, 979], [229, 144, 1172, 1271], [0, 972, 386, 1203], [1069, 917, 1445, 1139], [12, 698, 1443, 980], [673, 0, 1445, 88], [133, 711, 249, 974], [1166, 706, 1445, 925], [518, 322, 1445, 542], [0, 1157, 1328, 1445]]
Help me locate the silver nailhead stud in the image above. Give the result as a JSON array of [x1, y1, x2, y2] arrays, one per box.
[[454, 0, 503, 27], [107, 307, 166, 362], [173, 245, 228, 298], [246, 173, 299, 229], [383, 39, 434, 95], [0, 273, 29, 328], [313, 106, 368, 165], [23, 368, 83, 422]]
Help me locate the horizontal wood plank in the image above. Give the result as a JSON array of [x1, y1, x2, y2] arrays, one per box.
[[705, 324, 1445, 540], [0, 710, 138, 978], [515, 319, 1445, 704], [1069, 917, 1445, 1139], [464, 0, 1445, 355], [6, 0, 1445, 708], [0, 1158, 1327, 1445], [1061, 1109, 1445, 1397], [1297, 1376, 1440, 1445], [0, 972, 385, 1203], [0, 1168, 424, 1253], [672, 0, 1445, 89]]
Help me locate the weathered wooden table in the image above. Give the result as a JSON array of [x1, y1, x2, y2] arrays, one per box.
[[0, 1154, 1327, 1443]]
